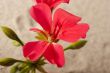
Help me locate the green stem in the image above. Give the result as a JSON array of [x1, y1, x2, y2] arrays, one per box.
[[17, 38, 24, 46], [16, 60, 28, 64], [31, 68, 36, 73], [64, 48, 69, 51], [37, 66, 47, 73]]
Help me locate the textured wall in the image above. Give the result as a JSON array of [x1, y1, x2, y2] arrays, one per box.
[[0, 0, 110, 73]]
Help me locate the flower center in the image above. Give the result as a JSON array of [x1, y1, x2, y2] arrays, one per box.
[[49, 23, 62, 42]]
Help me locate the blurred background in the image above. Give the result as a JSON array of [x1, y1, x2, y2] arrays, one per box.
[[0, 0, 110, 73]]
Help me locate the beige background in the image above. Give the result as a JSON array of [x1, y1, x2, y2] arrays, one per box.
[[0, 0, 110, 73]]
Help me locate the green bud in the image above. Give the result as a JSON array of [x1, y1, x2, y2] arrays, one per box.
[[10, 64, 19, 73], [64, 40, 87, 51], [1, 26, 24, 46], [18, 63, 27, 70], [20, 66, 30, 73], [12, 40, 21, 47], [0, 58, 18, 66]]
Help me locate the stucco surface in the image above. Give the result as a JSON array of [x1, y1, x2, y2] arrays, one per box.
[[0, 0, 110, 73]]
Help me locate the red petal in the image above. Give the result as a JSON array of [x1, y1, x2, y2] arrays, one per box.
[[30, 3, 52, 32], [52, 8, 81, 32], [30, 28, 45, 34], [23, 41, 48, 61], [30, 28, 48, 38], [58, 24, 89, 42], [44, 43, 65, 67], [43, 44, 55, 64], [35, 0, 70, 9], [50, 0, 70, 9], [35, 0, 42, 3]]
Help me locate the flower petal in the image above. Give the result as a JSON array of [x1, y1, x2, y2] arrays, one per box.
[[30, 28, 44, 33], [43, 44, 55, 64], [35, 0, 42, 3], [50, 0, 70, 9], [44, 43, 65, 67], [30, 3, 52, 32], [23, 41, 48, 61], [52, 8, 81, 32], [35, 0, 70, 9], [58, 24, 89, 42], [30, 28, 48, 39]]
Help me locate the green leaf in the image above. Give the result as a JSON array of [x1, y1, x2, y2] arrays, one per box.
[[64, 40, 87, 51], [1, 26, 24, 46], [0, 58, 18, 66]]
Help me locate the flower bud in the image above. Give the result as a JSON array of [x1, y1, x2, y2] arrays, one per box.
[[12, 40, 21, 47], [20, 66, 30, 73], [0, 58, 18, 66], [10, 64, 19, 73], [65, 40, 87, 51], [1, 26, 23, 46]]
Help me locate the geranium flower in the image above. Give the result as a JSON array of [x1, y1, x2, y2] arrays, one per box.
[[35, 0, 70, 9], [23, 3, 89, 67]]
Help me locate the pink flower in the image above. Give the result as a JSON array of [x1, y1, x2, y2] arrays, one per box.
[[23, 3, 89, 67], [35, 0, 70, 9]]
